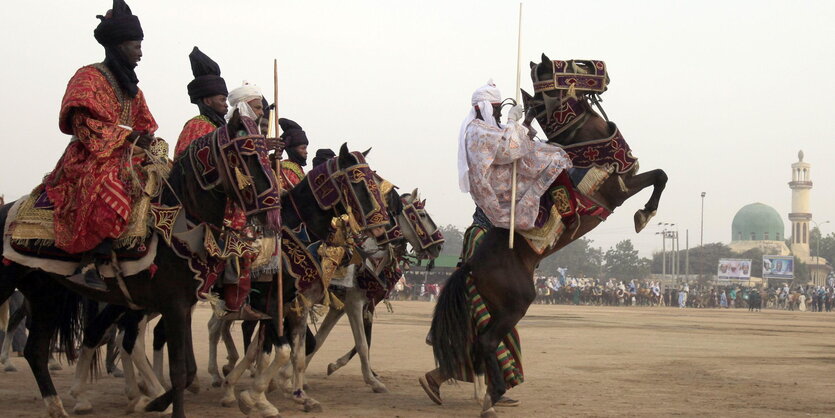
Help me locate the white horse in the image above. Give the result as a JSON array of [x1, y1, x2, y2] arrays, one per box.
[[305, 190, 443, 393], [69, 309, 170, 415], [213, 189, 442, 413]]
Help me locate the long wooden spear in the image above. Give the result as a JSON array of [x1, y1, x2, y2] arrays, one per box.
[[509, 2, 523, 249], [273, 58, 284, 336]]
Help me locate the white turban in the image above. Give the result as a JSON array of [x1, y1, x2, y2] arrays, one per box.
[[226, 81, 263, 121], [458, 79, 502, 193]]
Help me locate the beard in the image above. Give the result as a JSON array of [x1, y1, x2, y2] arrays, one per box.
[[287, 147, 307, 167]]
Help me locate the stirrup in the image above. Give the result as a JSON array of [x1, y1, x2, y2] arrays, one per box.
[[67, 265, 108, 292]]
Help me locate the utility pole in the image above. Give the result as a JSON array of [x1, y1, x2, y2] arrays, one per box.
[[700, 192, 706, 247], [685, 229, 690, 280]]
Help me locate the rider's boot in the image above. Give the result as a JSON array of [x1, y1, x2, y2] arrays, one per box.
[[221, 305, 270, 321], [67, 239, 112, 292]]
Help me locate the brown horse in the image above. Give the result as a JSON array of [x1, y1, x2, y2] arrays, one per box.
[[429, 54, 667, 416]]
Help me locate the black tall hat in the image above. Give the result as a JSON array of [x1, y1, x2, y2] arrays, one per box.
[[187, 47, 228, 103], [94, 0, 144, 46], [279, 118, 309, 148], [312, 149, 336, 167]]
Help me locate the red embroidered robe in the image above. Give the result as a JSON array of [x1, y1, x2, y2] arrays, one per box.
[[174, 115, 217, 158], [279, 160, 305, 190], [45, 64, 157, 253]]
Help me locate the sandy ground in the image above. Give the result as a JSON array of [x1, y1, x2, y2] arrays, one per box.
[[0, 301, 833, 417]]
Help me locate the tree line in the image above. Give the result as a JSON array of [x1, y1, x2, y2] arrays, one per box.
[[435, 225, 835, 282]]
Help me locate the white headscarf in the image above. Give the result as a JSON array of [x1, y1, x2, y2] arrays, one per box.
[[226, 81, 263, 121], [458, 79, 502, 193]]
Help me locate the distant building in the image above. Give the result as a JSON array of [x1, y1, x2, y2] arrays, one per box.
[[788, 150, 830, 286], [729, 203, 790, 256]]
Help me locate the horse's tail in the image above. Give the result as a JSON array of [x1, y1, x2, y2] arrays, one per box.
[[429, 263, 473, 380], [53, 287, 85, 364]]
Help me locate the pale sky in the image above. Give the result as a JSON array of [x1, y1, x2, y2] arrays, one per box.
[[1, 0, 833, 256]]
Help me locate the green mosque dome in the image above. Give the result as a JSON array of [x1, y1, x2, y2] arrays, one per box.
[[731, 203, 785, 242]]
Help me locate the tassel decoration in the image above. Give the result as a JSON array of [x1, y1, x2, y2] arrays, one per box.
[[235, 166, 252, 190]]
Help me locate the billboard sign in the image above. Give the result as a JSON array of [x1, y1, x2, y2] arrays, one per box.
[[717, 258, 752, 280], [762, 255, 794, 280]]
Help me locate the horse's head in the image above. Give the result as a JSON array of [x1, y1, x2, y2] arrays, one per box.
[[394, 189, 444, 260], [524, 54, 610, 143], [306, 143, 390, 240], [172, 113, 281, 231]]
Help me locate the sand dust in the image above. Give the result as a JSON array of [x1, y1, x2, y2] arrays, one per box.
[[0, 301, 833, 417]]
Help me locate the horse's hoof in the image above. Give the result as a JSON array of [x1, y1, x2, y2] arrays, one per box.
[[480, 408, 499, 418], [220, 393, 236, 408], [4, 363, 18, 372], [72, 401, 93, 415], [236, 390, 255, 415], [187, 382, 201, 394], [211, 379, 222, 388], [634, 209, 656, 233], [49, 362, 63, 371], [303, 399, 322, 413], [327, 363, 337, 375], [108, 367, 124, 378], [371, 382, 388, 393], [126, 395, 151, 413]]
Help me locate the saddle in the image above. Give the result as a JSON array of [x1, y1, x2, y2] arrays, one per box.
[[8, 188, 154, 262], [518, 170, 612, 254]]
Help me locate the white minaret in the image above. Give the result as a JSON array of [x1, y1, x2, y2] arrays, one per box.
[[788, 150, 812, 260]]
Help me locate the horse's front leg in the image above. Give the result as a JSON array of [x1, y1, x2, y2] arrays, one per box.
[[144, 306, 190, 418], [290, 310, 322, 412], [307, 301, 344, 374], [616, 169, 668, 232], [344, 287, 387, 393], [222, 323, 262, 407], [237, 330, 292, 418]]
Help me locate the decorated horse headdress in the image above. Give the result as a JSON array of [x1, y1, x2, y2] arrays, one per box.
[[306, 144, 390, 232], [525, 55, 610, 141], [187, 116, 281, 221]]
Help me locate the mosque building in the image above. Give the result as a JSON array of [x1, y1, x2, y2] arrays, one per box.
[[729, 150, 831, 286]]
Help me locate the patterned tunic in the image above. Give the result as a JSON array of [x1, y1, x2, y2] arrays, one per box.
[[465, 119, 571, 230], [45, 64, 157, 253], [279, 160, 305, 190], [174, 115, 217, 158]]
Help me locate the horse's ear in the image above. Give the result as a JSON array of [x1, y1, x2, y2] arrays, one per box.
[[529, 61, 537, 70], [521, 89, 532, 101], [411, 188, 419, 201], [362, 147, 372, 157], [337, 142, 351, 167], [541, 53, 550, 64]]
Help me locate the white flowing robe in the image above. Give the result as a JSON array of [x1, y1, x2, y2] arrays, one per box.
[[464, 118, 572, 230]]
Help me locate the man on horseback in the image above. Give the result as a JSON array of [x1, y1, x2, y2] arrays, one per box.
[[173, 47, 228, 158], [46, 0, 158, 291], [458, 80, 572, 231], [276, 118, 309, 190], [421, 80, 572, 408]]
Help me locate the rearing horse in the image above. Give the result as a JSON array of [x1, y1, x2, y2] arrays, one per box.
[[428, 54, 667, 417]]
